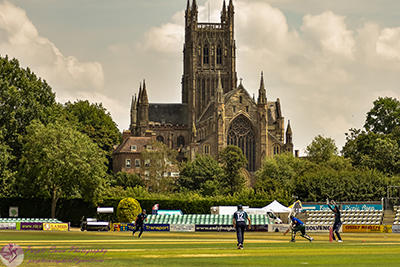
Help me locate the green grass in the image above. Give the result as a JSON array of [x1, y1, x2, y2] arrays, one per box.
[[1, 231, 400, 266]]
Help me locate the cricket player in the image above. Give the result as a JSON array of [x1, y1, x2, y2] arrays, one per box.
[[132, 209, 148, 238], [327, 199, 343, 242], [284, 215, 313, 242], [233, 205, 251, 249]]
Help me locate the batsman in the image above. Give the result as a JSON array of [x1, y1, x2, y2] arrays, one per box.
[[284, 215, 313, 242]]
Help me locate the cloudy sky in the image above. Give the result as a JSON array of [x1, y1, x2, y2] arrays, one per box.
[[1, 0, 399, 154]]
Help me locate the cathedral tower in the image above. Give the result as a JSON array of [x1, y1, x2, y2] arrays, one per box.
[[182, 0, 238, 136]]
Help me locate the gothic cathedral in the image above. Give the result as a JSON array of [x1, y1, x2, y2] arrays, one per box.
[[114, 0, 293, 173]]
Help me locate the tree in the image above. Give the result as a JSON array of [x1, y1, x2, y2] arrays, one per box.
[[0, 130, 16, 197], [19, 121, 107, 218], [255, 153, 315, 201], [305, 135, 338, 163], [0, 56, 56, 168], [64, 100, 121, 173], [219, 145, 247, 194], [141, 141, 178, 193], [364, 97, 400, 134], [117, 197, 142, 223], [111, 172, 144, 189], [178, 155, 224, 196]]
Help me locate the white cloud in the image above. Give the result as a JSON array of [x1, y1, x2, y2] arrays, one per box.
[[0, 0, 104, 97], [301, 11, 355, 58], [376, 27, 400, 61]]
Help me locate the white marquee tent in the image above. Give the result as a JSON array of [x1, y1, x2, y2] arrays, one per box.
[[263, 200, 291, 213]]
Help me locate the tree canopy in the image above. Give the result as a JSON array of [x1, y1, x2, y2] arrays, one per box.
[[0, 56, 56, 166], [219, 145, 248, 194], [305, 135, 338, 163], [19, 121, 107, 218], [364, 97, 400, 134]]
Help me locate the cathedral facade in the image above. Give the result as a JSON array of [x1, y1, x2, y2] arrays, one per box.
[[113, 0, 293, 174]]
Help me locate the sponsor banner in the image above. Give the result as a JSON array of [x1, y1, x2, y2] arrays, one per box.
[[305, 225, 332, 232], [195, 225, 236, 232], [20, 222, 43, 231], [112, 223, 135, 231], [303, 204, 382, 211], [249, 225, 268, 232], [144, 224, 170, 232], [0, 223, 17, 230], [381, 225, 392, 233], [342, 225, 381, 233], [112, 223, 121, 231], [268, 224, 290, 233], [392, 225, 400, 233], [170, 224, 195, 232], [43, 223, 69, 231]]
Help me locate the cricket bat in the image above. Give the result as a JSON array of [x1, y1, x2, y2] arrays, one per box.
[[329, 226, 333, 242]]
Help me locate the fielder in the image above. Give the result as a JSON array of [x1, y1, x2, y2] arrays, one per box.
[[132, 209, 148, 238], [233, 205, 251, 249]]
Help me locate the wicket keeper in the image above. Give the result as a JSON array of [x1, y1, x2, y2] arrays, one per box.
[[233, 205, 251, 249]]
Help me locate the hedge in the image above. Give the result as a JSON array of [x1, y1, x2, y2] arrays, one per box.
[[0, 197, 273, 226]]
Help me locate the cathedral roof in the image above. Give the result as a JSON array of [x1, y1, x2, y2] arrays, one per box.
[[149, 103, 188, 125]]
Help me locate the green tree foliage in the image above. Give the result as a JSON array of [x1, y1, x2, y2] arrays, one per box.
[[0, 131, 16, 197], [0, 56, 56, 165], [111, 172, 144, 189], [255, 153, 314, 201], [141, 141, 178, 193], [343, 129, 400, 175], [19, 121, 107, 218], [305, 135, 338, 163], [64, 100, 121, 172], [219, 145, 247, 194], [117, 197, 142, 223], [293, 168, 387, 202], [178, 155, 224, 196], [364, 97, 400, 134]]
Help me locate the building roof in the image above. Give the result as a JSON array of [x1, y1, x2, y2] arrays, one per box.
[[113, 136, 154, 154], [149, 103, 188, 125]]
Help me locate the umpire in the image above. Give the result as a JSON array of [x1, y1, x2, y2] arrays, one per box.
[[233, 205, 251, 249]]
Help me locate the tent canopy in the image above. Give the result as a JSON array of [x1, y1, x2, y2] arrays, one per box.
[[263, 200, 290, 213]]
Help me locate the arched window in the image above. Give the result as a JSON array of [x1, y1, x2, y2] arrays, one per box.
[[156, 135, 164, 144], [227, 115, 256, 171], [177, 135, 185, 148], [203, 44, 209, 64], [217, 45, 222, 64], [273, 145, 280, 155]]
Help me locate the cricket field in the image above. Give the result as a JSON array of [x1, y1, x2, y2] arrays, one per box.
[[1, 230, 400, 266]]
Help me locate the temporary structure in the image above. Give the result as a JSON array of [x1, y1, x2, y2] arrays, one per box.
[[263, 200, 291, 213]]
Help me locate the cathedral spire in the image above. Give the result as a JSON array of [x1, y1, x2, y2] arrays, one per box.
[[286, 120, 293, 144], [191, 0, 198, 21], [137, 82, 142, 105], [221, 0, 227, 22], [130, 94, 137, 132], [141, 79, 148, 104], [257, 71, 267, 105], [217, 71, 224, 103]]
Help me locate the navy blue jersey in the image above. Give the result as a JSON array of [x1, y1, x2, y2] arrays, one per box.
[[328, 205, 341, 224], [291, 217, 304, 226], [234, 210, 248, 224], [136, 213, 147, 225]]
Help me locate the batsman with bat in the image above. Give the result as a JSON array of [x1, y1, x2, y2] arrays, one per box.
[[284, 215, 313, 242], [327, 199, 343, 242]]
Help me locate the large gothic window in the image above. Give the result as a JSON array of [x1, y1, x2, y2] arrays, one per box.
[[217, 45, 222, 64], [227, 115, 256, 171], [203, 44, 209, 64], [177, 135, 185, 148], [156, 135, 164, 144]]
